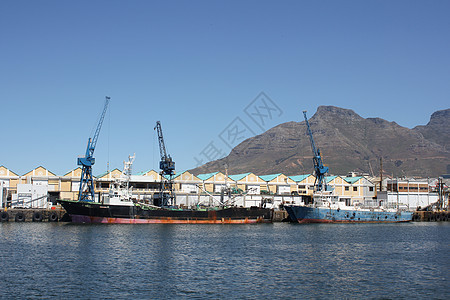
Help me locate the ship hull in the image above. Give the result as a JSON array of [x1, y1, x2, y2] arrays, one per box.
[[285, 205, 412, 223], [58, 199, 273, 224]]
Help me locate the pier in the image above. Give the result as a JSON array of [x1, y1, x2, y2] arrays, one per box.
[[2, 207, 450, 222], [1, 208, 66, 222], [412, 211, 450, 222]]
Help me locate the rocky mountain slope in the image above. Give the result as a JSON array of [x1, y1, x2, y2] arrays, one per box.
[[190, 106, 450, 177], [414, 108, 450, 151]]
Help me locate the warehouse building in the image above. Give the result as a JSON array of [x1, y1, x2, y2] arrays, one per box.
[[378, 178, 439, 210], [258, 173, 296, 195], [289, 174, 315, 195], [0, 164, 440, 211], [228, 172, 264, 194]]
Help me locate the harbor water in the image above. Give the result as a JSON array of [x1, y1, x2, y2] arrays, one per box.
[[0, 222, 449, 299]]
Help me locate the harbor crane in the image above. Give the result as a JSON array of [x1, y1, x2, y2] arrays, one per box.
[[154, 121, 175, 206], [77, 96, 110, 202], [303, 111, 329, 192]]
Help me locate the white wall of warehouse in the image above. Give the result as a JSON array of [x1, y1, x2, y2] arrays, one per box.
[[72, 182, 80, 192], [277, 185, 291, 195], [181, 184, 198, 193], [377, 191, 439, 210]]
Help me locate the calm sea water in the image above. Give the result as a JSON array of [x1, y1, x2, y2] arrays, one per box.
[[0, 222, 449, 299]]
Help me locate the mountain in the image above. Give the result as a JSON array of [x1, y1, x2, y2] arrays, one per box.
[[190, 106, 450, 177], [414, 109, 450, 151]]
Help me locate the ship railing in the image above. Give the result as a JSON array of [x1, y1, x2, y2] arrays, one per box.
[[134, 200, 163, 210]]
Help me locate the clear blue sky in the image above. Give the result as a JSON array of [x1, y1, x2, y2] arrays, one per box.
[[1, 0, 449, 176]]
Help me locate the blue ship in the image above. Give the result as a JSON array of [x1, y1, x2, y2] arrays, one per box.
[[285, 205, 413, 223]]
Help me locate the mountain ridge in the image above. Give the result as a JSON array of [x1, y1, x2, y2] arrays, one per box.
[[190, 106, 450, 177]]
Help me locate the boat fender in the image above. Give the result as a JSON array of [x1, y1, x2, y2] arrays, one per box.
[[1, 211, 9, 222], [32, 211, 43, 222], [15, 212, 25, 222], [49, 212, 58, 222]]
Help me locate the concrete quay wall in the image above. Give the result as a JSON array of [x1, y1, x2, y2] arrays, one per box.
[[1, 208, 67, 222], [2, 208, 448, 223], [412, 211, 450, 222]]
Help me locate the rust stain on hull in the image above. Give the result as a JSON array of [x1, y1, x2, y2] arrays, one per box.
[[73, 215, 270, 224]]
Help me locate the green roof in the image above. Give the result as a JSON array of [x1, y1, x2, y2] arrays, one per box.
[[344, 176, 362, 184], [259, 173, 282, 182], [63, 167, 81, 176], [228, 173, 252, 181], [197, 172, 219, 181], [96, 168, 121, 178], [135, 169, 155, 176], [289, 174, 311, 182], [325, 176, 337, 183], [171, 170, 188, 180]]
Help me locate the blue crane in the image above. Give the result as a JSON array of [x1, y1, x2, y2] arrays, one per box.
[[303, 111, 329, 192], [154, 121, 175, 206], [77, 96, 110, 202], [155, 121, 175, 176]]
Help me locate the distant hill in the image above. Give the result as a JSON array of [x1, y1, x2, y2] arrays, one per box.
[[190, 106, 450, 177], [414, 108, 450, 151]]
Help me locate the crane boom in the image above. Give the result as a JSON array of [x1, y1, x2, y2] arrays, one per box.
[[90, 97, 110, 154], [77, 96, 110, 202], [155, 121, 168, 161], [303, 111, 328, 192], [154, 121, 175, 175], [154, 121, 175, 207]]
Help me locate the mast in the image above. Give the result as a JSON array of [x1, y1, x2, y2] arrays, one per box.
[[380, 157, 383, 192]]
